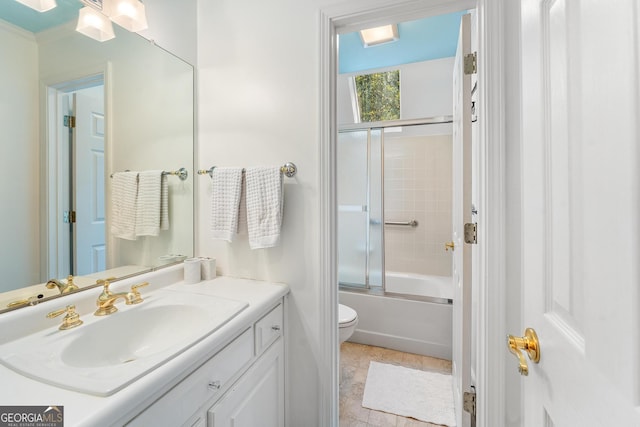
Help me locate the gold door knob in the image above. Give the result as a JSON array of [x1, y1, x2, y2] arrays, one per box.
[[507, 328, 540, 376], [445, 241, 455, 251]]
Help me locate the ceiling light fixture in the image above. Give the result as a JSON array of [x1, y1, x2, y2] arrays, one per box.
[[14, 0, 57, 12], [106, 0, 148, 32], [76, 0, 148, 42], [76, 5, 115, 42], [359, 24, 399, 48]]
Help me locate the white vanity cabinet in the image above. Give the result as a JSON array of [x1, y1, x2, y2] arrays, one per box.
[[207, 305, 284, 427], [127, 301, 284, 427]]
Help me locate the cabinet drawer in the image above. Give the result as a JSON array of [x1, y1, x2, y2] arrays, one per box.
[[128, 328, 253, 426], [254, 303, 283, 355]]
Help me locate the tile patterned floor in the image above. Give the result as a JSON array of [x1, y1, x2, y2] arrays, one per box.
[[339, 342, 453, 427]]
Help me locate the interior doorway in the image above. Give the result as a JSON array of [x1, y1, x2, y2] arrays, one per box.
[[47, 74, 106, 279], [335, 7, 471, 425]]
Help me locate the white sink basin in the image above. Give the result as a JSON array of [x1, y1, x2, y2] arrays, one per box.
[[0, 289, 248, 396]]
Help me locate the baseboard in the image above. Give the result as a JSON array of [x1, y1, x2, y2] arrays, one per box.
[[349, 329, 452, 360]]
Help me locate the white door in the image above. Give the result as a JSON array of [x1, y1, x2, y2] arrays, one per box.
[[451, 13, 472, 427], [73, 86, 106, 275], [519, 0, 640, 425]]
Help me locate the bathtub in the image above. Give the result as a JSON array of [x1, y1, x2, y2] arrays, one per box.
[[385, 272, 453, 302], [339, 273, 453, 360]]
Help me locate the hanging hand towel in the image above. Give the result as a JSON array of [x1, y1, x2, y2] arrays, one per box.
[[160, 173, 170, 231], [136, 170, 163, 236], [237, 172, 248, 235], [210, 167, 244, 242], [245, 166, 284, 249], [111, 171, 139, 240]]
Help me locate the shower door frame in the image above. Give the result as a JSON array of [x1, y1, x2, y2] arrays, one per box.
[[337, 127, 383, 290], [338, 115, 453, 293]]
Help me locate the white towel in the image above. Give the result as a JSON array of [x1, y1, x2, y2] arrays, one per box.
[[210, 167, 244, 242], [136, 170, 163, 236], [160, 174, 169, 231], [245, 166, 284, 249], [237, 172, 247, 235], [111, 171, 139, 240]]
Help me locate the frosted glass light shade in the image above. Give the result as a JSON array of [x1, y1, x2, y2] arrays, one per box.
[[15, 0, 57, 12], [107, 0, 148, 32], [359, 24, 399, 47], [76, 6, 115, 42]]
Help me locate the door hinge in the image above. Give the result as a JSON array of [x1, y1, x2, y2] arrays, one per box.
[[464, 222, 477, 244], [63, 210, 76, 224], [464, 52, 477, 75], [64, 115, 76, 128], [464, 386, 477, 425]]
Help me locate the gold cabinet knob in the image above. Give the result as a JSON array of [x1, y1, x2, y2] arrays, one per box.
[[445, 241, 455, 251], [507, 328, 540, 376], [47, 305, 83, 330]]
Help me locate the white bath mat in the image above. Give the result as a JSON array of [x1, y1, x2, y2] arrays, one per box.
[[362, 361, 456, 426]]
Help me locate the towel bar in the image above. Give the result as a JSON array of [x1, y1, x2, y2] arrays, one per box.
[[385, 220, 419, 227], [110, 167, 188, 181], [197, 162, 297, 178]]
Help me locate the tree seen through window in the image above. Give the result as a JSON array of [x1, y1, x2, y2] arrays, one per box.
[[355, 70, 400, 122]]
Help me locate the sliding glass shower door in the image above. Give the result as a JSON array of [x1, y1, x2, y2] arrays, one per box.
[[337, 128, 384, 289]]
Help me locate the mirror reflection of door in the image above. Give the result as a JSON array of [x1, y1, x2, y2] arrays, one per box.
[[73, 85, 106, 275], [55, 79, 105, 277]]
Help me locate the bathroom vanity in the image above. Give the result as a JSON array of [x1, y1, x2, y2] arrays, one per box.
[[0, 265, 288, 427]]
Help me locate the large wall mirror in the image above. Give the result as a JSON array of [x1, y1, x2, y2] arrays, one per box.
[[0, 1, 194, 313]]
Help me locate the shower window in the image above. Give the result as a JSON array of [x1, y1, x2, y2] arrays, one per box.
[[354, 70, 400, 122]]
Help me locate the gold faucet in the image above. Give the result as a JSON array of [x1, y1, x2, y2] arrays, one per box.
[[94, 280, 132, 316], [47, 305, 83, 330], [46, 275, 79, 294], [94, 280, 149, 316]]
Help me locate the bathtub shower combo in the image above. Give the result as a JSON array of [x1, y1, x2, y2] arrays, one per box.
[[338, 122, 453, 360]]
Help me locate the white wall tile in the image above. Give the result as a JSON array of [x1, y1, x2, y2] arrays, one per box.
[[384, 134, 452, 277]]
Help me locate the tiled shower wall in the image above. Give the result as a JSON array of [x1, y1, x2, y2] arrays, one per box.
[[384, 134, 452, 277]]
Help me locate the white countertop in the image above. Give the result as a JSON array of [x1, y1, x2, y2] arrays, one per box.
[[0, 266, 289, 427]]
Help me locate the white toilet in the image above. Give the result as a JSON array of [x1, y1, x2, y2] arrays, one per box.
[[339, 304, 358, 344]]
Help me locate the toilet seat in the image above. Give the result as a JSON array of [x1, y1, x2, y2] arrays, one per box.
[[339, 304, 358, 327]]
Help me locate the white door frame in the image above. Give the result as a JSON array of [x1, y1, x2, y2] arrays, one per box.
[[318, 0, 510, 425], [40, 64, 112, 281]]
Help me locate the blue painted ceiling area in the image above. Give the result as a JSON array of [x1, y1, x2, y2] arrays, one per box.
[[0, 0, 81, 33], [339, 11, 467, 74]]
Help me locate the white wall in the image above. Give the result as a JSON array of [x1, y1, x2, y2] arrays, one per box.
[[196, 0, 328, 424], [139, 0, 197, 66], [0, 21, 40, 292]]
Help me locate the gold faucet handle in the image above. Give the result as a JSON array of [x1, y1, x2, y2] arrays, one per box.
[[7, 295, 40, 308], [127, 282, 149, 304], [64, 275, 79, 293], [47, 305, 83, 330], [95, 277, 117, 286]]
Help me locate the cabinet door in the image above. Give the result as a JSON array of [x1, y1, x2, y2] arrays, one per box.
[[208, 338, 284, 427]]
